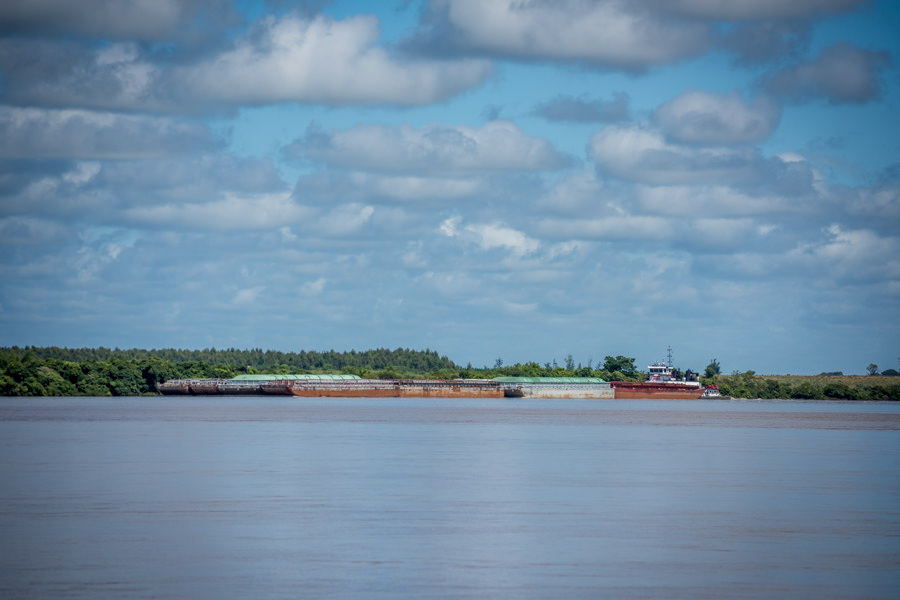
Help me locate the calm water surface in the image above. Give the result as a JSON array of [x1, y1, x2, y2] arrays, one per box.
[[1, 397, 898, 599]]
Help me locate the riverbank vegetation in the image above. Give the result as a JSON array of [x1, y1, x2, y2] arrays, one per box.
[[712, 371, 900, 401], [1, 347, 897, 400]]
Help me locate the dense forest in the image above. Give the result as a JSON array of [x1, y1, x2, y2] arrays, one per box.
[[0, 346, 897, 400], [0, 346, 458, 396]]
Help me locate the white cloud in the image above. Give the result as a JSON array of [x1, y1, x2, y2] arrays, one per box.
[[348, 173, 483, 201], [0, 13, 489, 112], [633, 184, 811, 217], [787, 225, 900, 281], [290, 120, 569, 175], [440, 217, 539, 257], [439, 216, 461, 238], [181, 14, 490, 107], [62, 162, 101, 185], [540, 215, 672, 241], [539, 170, 606, 215], [468, 223, 540, 256], [721, 225, 900, 284], [124, 192, 310, 231], [0, 106, 216, 158], [279, 227, 297, 242], [420, 0, 708, 70], [313, 204, 375, 236], [654, 91, 781, 145], [588, 124, 776, 185], [300, 278, 326, 296], [232, 286, 265, 306]]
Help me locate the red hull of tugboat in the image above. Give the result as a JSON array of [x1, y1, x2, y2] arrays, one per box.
[[610, 382, 704, 399]]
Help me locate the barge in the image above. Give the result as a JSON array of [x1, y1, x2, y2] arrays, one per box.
[[288, 378, 505, 398], [494, 377, 613, 399], [156, 348, 719, 400]]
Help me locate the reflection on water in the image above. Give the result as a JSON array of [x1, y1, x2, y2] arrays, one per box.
[[1, 397, 898, 599]]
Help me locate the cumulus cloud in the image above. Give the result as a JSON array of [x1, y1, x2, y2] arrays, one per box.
[[538, 170, 606, 215], [0, 14, 491, 112], [123, 192, 311, 231], [653, 91, 781, 145], [0, 0, 238, 41], [410, 0, 708, 70], [232, 286, 265, 306], [0, 155, 288, 222], [440, 216, 540, 257], [407, 0, 872, 72], [347, 173, 484, 201], [0, 106, 217, 158], [534, 93, 629, 123], [0, 39, 170, 112], [785, 225, 900, 282], [287, 120, 571, 175], [313, 203, 376, 237], [589, 124, 809, 187], [634, 185, 814, 218], [764, 42, 891, 104], [179, 14, 491, 107]]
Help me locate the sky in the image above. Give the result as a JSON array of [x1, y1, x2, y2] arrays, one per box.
[[1, 0, 899, 375]]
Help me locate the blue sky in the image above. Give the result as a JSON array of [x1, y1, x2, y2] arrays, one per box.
[[1, 0, 898, 375]]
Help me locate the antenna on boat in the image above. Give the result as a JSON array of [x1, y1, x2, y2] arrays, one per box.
[[666, 346, 673, 368]]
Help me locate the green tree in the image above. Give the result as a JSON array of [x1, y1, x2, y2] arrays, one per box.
[[866, 363, 879, 376], [704, 359, 721, 378], [602, 355, 636, 377]]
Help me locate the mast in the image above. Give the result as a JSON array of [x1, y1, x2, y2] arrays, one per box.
[[666, 346, 673, 369]]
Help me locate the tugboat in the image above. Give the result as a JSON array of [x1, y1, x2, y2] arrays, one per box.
[[610, 347, 705, 399], [701, 384, 722, 398]]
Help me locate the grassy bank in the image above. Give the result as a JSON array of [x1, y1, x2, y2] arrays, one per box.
[[714, 372, 900, 401]]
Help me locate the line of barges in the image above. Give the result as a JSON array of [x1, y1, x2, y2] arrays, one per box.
[[158, 357, 720, 399]]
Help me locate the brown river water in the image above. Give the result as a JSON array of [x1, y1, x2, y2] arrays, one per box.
[[1, 396, 898, 599]]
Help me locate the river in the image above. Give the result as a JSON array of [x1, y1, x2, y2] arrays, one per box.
[[1, 396, 898, 599]]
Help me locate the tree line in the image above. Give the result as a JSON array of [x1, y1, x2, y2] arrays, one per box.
[[0, 346, 457, 396], [10, 346, 457, 373]]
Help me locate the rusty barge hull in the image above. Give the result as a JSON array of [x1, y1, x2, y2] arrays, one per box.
[[610, 382, 704, 399], [157, 379, 228, 395], [503, 384, 614, 399], [157, 379, 293, 395], [289, 379, 504, 398]]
